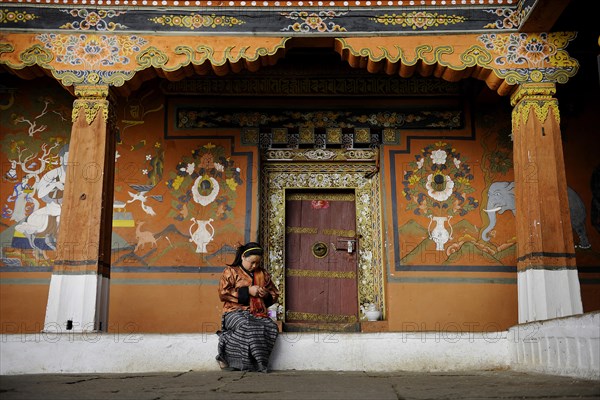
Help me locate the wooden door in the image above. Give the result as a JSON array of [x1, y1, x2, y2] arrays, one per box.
[[285, 189, 358, 331]]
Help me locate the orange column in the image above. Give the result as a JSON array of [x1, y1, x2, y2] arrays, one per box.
[[43, 85, 115, 332], [510, 82, 582, 323]]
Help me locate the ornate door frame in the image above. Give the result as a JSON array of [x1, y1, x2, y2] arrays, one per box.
[[260, 148, 385, 322]]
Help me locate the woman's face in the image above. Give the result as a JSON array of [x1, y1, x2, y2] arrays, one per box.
[[242, 254, 262, 272]]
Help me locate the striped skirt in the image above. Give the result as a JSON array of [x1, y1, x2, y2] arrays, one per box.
[[217, 310, 279, 372]]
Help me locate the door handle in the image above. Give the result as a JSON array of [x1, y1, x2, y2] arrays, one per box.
[[333, 241, 355, 253], [333, 235, 361, 253]]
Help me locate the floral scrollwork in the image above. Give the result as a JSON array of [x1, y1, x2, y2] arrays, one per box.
[[19, 44, 53, 66], [371, 12, 466, 30], [460, 45, 492, 68], [0, 42, 14, 55], [136, 46, 169, 69], [281, 11, 348, 33]]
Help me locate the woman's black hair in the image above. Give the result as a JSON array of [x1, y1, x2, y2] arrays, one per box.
[[227, 242, 263, 267]]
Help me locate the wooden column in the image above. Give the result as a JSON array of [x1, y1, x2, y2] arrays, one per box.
[[510, 82, 582, 323], [43, 85, 115, 332]]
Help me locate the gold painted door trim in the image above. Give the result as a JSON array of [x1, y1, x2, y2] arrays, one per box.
[[260, 161, 385, 323]]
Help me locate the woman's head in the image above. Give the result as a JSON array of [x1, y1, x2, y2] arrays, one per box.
[[228, 242, 264, 271]]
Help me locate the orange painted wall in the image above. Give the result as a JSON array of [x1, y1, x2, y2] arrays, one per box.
[[108, 274, 222, 333], [380, 98, 519, 331], [0, 273, 51, 333], [0, 76, 72, 333], [1, 75, 598, 334], [386, 281, 518, 333], [107, 86, 260, 332]]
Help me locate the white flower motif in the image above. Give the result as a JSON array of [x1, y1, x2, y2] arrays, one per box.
[[186, 163, 195, 175], [416, 157, 424, 169], [430, 149, 447, 165], [453, 158, 461, 168], [426, 173, 454, 201], [142, 169, 148, 175], [236, 167, 241, 172], [146, 154, 152, 161], [214, 162, 224, 172], [115, 150, 121, 162]]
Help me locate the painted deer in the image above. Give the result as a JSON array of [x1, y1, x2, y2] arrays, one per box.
[[134, 221, 158, 252]]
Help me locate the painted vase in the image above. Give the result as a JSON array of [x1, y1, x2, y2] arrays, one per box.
[[428, 215, 453, 251], [189, 217, 215, 253]]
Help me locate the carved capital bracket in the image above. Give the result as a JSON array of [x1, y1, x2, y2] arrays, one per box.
[[510, 82, 559, 135], [72, 85, 110, 125]]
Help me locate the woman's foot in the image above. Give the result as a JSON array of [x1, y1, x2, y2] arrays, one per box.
[[216, 356, 228, 369], [257, 364, 269, 373]]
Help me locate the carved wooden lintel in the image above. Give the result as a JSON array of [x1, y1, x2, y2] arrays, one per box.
[[262, 147, 378, 162]]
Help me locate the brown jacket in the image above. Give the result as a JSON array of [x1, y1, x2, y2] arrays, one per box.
[[218, 265, 279, 313]]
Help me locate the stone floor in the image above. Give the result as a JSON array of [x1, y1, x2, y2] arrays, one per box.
[[1, 369, 599, 400]]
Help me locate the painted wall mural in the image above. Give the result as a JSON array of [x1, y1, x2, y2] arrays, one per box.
[[0, 80, 257, 270], [392, 104, 600, 274], [402, 141, 479, 252], [397, 139, 515, 266], [110, 121, 255, 269], [480, 181, 591, 249], [391, 108, 518, 270], [1, 80, 73, 266], [109, 90, 257, 270]]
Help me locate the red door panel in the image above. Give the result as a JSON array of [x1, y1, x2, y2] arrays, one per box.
[[285, 190, 358, 328]]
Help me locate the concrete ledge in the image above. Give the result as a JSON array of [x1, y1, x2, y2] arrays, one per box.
[[5, 312, 597, 378], [508, 311, 600, 380], [0, 330, 508, 375]]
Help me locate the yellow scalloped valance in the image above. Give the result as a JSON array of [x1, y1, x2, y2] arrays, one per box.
[[334, 32, 578, 96], [1, 32, 578, 96], [0, 34, 289, 94]]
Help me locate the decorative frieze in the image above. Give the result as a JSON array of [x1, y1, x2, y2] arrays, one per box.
[[287, 269, 357, 279], [0, 3, 537, 34], [262, 147, 378, 162], [161, 76, 461, 97], [1, 31, 579, 94], [286, 311, 358, 324], [174, 107, 463, 131]]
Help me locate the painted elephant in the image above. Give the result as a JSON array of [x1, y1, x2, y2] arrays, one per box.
[[481, 181, 515, 242], [481, 181, 591, 249]]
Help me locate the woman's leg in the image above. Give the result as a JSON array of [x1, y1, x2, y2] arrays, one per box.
[[217, 311, 278, 372]]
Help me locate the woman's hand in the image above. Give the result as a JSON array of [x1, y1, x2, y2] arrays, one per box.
[[257, 287, 267, 298], [249, 285, 267, 298]]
